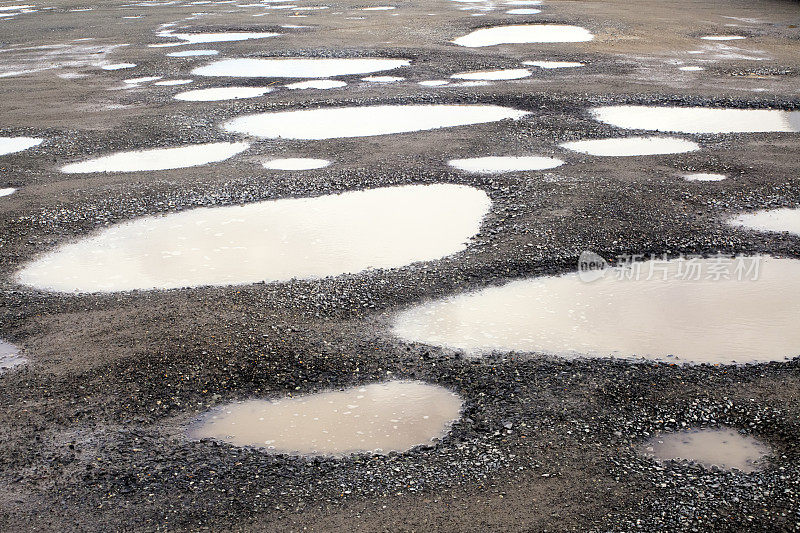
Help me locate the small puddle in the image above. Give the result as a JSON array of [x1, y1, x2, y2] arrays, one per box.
[[189, 380, 463, 456], [448, 155, 563, 174], [362, 75, 404, 82], [102, 63, 136, 70], [641, 428, 769, 472], [452, 24, 593, 47], [0, 136, 43, 156], [0, 187, 16, 198], [174, 86, 273, 101], [192, 57, 410, 78], [17, 184, 490, 292], [154, 79, 193, 86], [61, 142, 249, 173], [701, 35, 745, 41], [730, 208, 800, 237], [523, 60, 584, 68], [286, 79, 346, 90], [506, 8, 540, 14], [451, 68, 530, 80], [0, 340, 26, 372], [167, 49, 219, 57], [561, 136, 699, 156], [223, 104, 529, 140], [591, 106, 800, 134], [391, 256, 800, 364], [263, 157, 331, 170], [679, 66, 705, 71], [683, 172, 726, 181], [156, 31, 279, 45]]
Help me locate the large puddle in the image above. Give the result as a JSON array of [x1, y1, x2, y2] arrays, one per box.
[[391, 256, 800, 364], [448, 155, 563, 174], [16, 184, 490, 292], [452, 24, 593, 47], [192, 58, 410, 78], [189, 380, 463, 456], [560, 136, 699, 156], [640, 428, 769, 472], [592, 106, 800, 134], [60, 142, 249, 173], [223, 104, 529, 140], [0, 340, 26, 372], [730, 208, 800, 237], [0, 136, 43, 156]]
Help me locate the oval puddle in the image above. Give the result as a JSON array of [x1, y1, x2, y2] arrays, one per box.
[[448, 155, 563, 174], [452, 24, 593, 47], [174, 87, 274, 101], [640, 428, 769, 472], [683, 172, 726, 181], [189, 380, 463, 456], [16, 184, 490, 292], [60, 142, 249, 173], [392, 256, 800, 364], [223, 104, 529, 140], [192, 57, 410, 78], [0, 340, 27, 373], [561, 136, 699, 156], [730, 207, 800, 237], [523, 60, 584, 69], [0, 136, 43, 156], [263, 157, 331, 170], [591, 106, 800, 134], [451, 68, 531, 80], [0, 187, 16, 198]]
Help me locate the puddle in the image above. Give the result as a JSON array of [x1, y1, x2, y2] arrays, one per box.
[[362, 75, 404, 82], [453, 24, 593, 47], [286, 79, 346, 90], [679, 66, 704, 71], [701, 35, 745, 41], [124, 76, 162, 84], [419, 80, 449, 86], [16, 184, 490, 292], [156, 31, 279, 45], [448, 155, 563, 174], [154, 79, 193, 86], [641, 428, 769, 472], [102, 63, 136, 70], [174, 86, 273, 101], [192, 58, 410, 78], [683, 172, 726, 181], [591, 106, 800, 134], [189, 381, 462, 456], [167, 49, 219, 57], [263, 157, 331, 170], [0, 340, 27, 372], [0, 136, 43, 156], [391, 256, 800, 364], [523, 60, 584, 68], [223, 104, 529, 140], [506, 8, 540, 14], [61, 142, 249, 173], [0, 187, 16, 197], [730, 208, 800, 237], [561, 136, 699, 156], [451, 68, 530, 80]]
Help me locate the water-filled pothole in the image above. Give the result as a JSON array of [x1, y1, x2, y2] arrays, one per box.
[[167, 49, 218, 57], [640, 428, 769, 472], [451, 68, 531, 80], [0, 187, 16, 197], [192, 57, 410, 78], [263, 157, 331, 170], [174, 87, 273, 101], [683, 172, 726, 181], [223, 104, 529, 140], [156, 31, 279, 45], [448, 155, 563, 174], [0, 136, 43, 156], [0, 340, 26, 372], [61, 142, 249, 173], [523, 60, 584, 69], [730, 208, 800, 237], [17, 184, 490, 292], [189, 380, 463, 456], [391, 256, 800, 364], [452, 24, 593, 47], [561, 136, 699, 156], [592, 106, 800, 134], [286, 79, 347, 90]]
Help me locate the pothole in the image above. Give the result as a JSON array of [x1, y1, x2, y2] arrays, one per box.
[[188, 380, 463, 456], [452, 24, 593, 47], [174, 87, 274, 101], [16, 184, 490, 292], [451, 68, 531, 80], [60, 142, 250, 173], [560, 136, 699, 156], [683, 172, 726, 181], [640, 428, 769, 472], [0, 136, 43, 156], [591, 106, 800, 134], [730, 207, 800, 237], [0, 340, 26, 373], [448, 155, 563, 173], [192, 57, 410, 78], [262, 157, 331, 170]]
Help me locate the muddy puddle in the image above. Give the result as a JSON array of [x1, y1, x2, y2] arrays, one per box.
[[731, 208, 800, 237], [223, 104, 529, 140], [0, 340, 26, 372], [392, 256, 800, 364], [16, 184, 490, 292], [189, 380, 463, 456], [641, 428, 769, 472]]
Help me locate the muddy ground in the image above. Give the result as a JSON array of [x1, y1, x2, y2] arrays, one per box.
[[1, 0, 800, 530]]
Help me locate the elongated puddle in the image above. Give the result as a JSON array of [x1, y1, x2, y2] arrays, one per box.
[[640, 428, 769, 472], [730, 208, 800, 237], [61, 142, 249, 173], [16, 184, 490, 292], [452, 24, 593, 47], [392, 256, 800, 364], [448, 155, 563, 174], [192, 58, 410, 78], [561, 136, 699, 156], [223, 104, 529, 140], [451, 68, 531, 80], [189, 381, 463, 456], [0, 340, 26, 372], [174, 87, 273, 101], [0, 136, 43, 156], [591, 106, 800, 134]]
